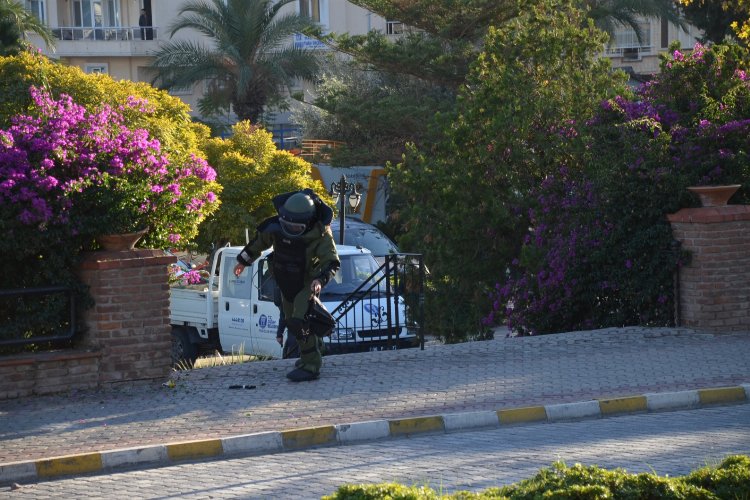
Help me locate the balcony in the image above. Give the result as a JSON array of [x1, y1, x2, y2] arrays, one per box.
[[605, 45, 654, 61], [49, 26, 160, 57]]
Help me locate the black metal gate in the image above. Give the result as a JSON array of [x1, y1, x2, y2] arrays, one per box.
[[326, 253, 425, 353]]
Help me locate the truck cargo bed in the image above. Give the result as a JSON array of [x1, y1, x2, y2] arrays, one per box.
[[169, 285, 219, 329]]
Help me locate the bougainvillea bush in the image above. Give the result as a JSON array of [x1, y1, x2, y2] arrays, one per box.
[[1, 86, 220, 244], [0, 86, 219, 349], [486, 42, 750, 335]]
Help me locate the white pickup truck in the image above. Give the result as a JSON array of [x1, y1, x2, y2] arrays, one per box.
[[169, 244, 419, 365]]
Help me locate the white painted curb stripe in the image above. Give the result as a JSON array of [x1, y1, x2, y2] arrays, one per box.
[[0, 462, 36, 483], [101, 445, 167, 469], [545, 400, 601, 422], [336, 420, 390, 444], [443, 410, 500, 431], [222, 431, 282, 455], [645, 390, 700, 411]]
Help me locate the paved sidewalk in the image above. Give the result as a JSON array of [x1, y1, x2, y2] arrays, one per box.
[[1, 327, 749, 483]]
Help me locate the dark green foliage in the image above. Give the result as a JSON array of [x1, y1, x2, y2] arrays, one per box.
[[0, 16, 22, 56], [679, 0, 746, 45], [684, 455, 750, 498], [299, 0, 524, 166], [296, 61, 455, 166], [389, 0, 624, 341], [325, 0, 524, 88]]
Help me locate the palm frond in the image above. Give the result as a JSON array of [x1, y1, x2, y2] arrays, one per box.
[[150, 0, 320, 122], [0, 0, 55, 50]]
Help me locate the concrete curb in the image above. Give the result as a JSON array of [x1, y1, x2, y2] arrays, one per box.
[[2, 384, 748, 485]]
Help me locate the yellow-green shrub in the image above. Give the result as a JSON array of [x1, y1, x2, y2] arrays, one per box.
[[323, 456, 750, 499]]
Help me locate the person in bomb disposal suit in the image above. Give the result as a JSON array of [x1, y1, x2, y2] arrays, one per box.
[[234, 189, 339, 382]]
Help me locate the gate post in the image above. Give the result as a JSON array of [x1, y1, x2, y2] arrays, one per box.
[[78, 249, 175, 383], [667, 204, 750, 332]]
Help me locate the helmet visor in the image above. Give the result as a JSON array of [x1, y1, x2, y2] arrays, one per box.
[[280, 218, 308, 237]]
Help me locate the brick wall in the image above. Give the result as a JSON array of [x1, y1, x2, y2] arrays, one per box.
[[668, 205, 750, 332], [0, 249, 175, 399], [78, 249, 175, 383], [0, 351, 101, 399]]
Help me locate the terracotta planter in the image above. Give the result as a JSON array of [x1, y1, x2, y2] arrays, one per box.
[[97, 228, 148, 251], [686, 184, 741, 207]]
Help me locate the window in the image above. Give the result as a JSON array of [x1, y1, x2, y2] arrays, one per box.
[[611, 22, 651, 50], [72, 0, 121, 28], [84, 63, 108, 74], [298, 0, 327, 26], [257, 258, 275, 302], [605, 22, 652, 59], [386, 21, 403, 35], [221, 255, 252, 299], [25, 1, 45, 23], [299, 0, 319, 22]]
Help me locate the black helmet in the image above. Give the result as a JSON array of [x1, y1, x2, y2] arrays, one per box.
[[278, 192, 315, 237]]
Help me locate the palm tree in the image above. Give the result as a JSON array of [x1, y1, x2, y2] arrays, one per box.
[[0, 0, 56, 56], [584, 0, 689, 45], [149, 0, 321, 123]]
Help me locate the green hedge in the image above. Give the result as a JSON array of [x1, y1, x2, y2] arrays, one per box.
[[323, 455, 750, 499]]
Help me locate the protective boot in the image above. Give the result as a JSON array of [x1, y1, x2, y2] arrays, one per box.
[[285, 318, 321, 381]]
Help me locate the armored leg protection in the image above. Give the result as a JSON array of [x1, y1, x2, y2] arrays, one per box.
[[286, 318, 321, 380]]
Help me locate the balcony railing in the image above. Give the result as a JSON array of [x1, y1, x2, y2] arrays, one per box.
[[605, 45, 654, 60], [52, 26, 159, 41]]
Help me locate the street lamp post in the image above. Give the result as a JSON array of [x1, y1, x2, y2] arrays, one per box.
[[329, 174, 361, 245]]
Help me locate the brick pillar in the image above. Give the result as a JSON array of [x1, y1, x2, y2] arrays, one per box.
[[78, 249, 176, 383], [667, 205, 750, 332]]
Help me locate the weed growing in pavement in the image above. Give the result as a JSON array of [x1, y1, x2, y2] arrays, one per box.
[[173, 343, 274, 372]]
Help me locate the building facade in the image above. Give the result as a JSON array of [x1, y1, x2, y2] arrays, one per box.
[[22, 0, 702, 124]]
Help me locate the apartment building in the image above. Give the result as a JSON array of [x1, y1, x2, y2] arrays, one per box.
[[23, 0, 385, 121], [606, 18, 703, 78], [22, 0, 702, 124]]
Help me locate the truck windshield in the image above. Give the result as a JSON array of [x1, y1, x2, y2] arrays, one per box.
[[321, 253, 387, 298]]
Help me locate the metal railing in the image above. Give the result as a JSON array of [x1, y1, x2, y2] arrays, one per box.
[[299, 139, 344, 163], [326, 253, 425, 353], [52, 26, 159, 41], [0, 286, 77, 349]]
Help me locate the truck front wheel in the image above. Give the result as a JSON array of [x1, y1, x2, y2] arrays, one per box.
[[171, 327, 198, 368]]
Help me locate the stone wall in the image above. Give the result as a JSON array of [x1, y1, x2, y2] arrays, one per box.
[[0, 249, 175, 399], [668, 205, 750, 332]]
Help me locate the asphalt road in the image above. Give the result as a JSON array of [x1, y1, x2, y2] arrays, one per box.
[[5, 404, 749, 499]]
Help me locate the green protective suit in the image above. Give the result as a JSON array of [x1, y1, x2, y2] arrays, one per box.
[[236, 191, 339, 375]]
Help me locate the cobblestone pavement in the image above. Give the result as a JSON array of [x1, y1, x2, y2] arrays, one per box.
[[1, 327, 749, 465], [5, 403, 749, 498]]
